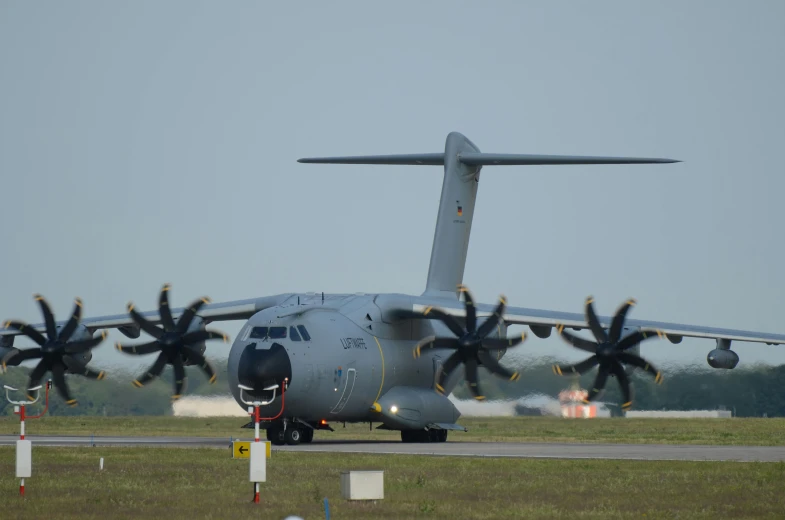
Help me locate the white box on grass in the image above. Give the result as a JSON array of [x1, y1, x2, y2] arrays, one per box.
[[340, 470, 384, 500]]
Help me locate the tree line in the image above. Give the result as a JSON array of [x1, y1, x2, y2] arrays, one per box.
[[2, 358, 784, 417], [452, 357, 785, 417]]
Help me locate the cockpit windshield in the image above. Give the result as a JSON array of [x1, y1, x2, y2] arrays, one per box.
[[247, 325, 311, 342], [249, 327, 269, 339], [249, 326, 287, 340], [269, 326, 287, 339]]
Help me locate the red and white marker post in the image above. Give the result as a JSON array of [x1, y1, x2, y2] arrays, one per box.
[[238, 378, 287, 504], [252, 403, 261, 503], [5, 381, 51, 497]]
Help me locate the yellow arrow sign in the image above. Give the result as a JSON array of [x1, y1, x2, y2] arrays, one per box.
[[232, 440, 271, 458]]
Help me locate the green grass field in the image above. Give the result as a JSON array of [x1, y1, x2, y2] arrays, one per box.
[[1, 446, 783, 519], [2, 415, 784, 445], [1, 417, 784, 518]]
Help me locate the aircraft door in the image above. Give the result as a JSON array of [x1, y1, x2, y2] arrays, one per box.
[[330, 367, 357, 414]]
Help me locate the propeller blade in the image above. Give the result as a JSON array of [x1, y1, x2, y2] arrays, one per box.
[[555, 325, 597, 353], [1, 348, 42, 369], [3, 321, 47, 346], [172, 356, 186, 399], [609, 299, 636, 343], [435, 350, 463, 395], [180, 329, 229, 346], [584, 296, 608, 343], [608, 360, 633, 410], [585, 364, 610, 402], [116, 340, 162, 356], [413, 336, 460, 359], [552, 355, 600, 376], [617, 329, 665, 351], [185, 349, 217, 384], [26, 359, 50, 400], [176, 297, 211, 334], [127, 304, 164, 339], [58, 298, 83, 342], [476, 296, 507, 339], [132, 352, 168, 387], [62, 356, 106, 380], [34, 294, 58, 341], [616, 352, 663, 384], [478, 350, 520, 381], [458, 285, 477, 332], [481, 332, 527, 351], [158, 283, 176, 331], [63, 330, 107, 354], [51, 363, 77, 406], [421, 306, 466, 338], [464, 357, 485, 400]]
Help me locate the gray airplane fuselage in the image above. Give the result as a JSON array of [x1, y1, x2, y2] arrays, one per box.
[[226, 292, 505, 427]]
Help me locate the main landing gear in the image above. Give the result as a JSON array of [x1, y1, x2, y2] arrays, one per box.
[[401, 429, 448, 443], [266, 422, 314, 446]]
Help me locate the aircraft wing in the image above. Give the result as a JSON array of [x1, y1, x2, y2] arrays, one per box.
[[497, 304, 785, 345], [405, 300, 785, 346], [0, 294, 291, 345]]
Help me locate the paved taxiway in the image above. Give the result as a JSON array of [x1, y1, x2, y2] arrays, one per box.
[[1, 435, 784, 462]]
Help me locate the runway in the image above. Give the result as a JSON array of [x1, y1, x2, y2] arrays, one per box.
[[2, 435, 784, 462]]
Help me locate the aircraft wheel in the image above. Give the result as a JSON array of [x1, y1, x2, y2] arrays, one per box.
[[401, 430, 414, 443], [428, 429, 441, 442], [439, 430, 448, 442], [285, 427, 303, 445], [268, 426, 286, 446], [302, 428, 314, 443]]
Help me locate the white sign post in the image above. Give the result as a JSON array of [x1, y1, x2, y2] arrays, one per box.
[[239, 380, 286, 504], [5, 382, 50, 497]]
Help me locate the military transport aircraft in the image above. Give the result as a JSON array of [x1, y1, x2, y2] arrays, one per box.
[[2, 132, 784, 445]]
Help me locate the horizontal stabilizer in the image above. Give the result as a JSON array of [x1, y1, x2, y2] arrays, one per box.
[[457, 153, 680, 166], [297, 153, 445, 165], [298, 152, 679, 166]]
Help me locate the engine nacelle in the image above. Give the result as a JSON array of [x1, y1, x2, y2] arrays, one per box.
[[707, 348, 739, 369], [66, 324, 96, 368], [530, 324, 552, 339]]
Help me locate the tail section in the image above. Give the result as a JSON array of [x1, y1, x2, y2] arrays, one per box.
[[425, 132, 481, 297], [298, 132, 678, 298]]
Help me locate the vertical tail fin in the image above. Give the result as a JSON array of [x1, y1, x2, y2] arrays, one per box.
[[423, 132, 481, 298], [298, 133, 678, 299]]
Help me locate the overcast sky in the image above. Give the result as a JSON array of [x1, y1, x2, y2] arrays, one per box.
[[1, 1, 784, 377]]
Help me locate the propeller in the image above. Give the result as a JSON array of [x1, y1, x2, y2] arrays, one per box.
[[1, 295, 107, 405], [412, 285, 527, 400], [552, 297, 665, 411], [116, 284, 229, 400]]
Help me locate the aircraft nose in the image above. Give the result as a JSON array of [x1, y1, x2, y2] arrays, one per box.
[[238, 342, 292, 396]]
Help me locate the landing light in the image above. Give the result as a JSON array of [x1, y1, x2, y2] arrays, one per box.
[[390, 405, 398, 414]]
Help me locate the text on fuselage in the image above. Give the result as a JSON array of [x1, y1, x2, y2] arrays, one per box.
[[340, 337, 367, 349]]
